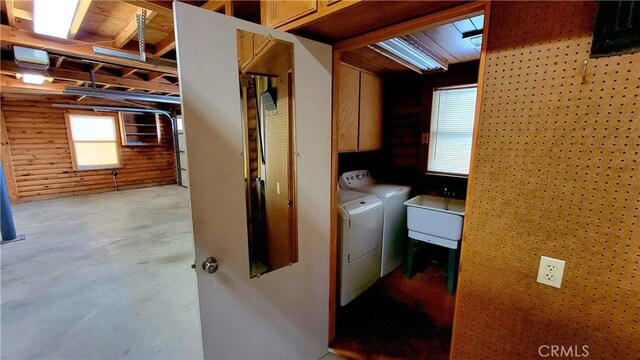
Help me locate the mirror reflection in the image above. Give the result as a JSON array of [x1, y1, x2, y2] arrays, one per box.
[[236, 30, 297, 278]]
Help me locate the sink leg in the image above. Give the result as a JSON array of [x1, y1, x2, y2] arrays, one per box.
[[404, 238, 419, 279], [447, 247, 459, 294]]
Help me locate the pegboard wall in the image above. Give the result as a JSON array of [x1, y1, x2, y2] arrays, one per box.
[[451, 2, 639, 359]]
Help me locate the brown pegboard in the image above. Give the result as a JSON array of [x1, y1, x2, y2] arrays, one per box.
[[451, 2, 639, 359]]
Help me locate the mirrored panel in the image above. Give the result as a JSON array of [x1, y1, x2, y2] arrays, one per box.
[[236, 30, 297, 278]]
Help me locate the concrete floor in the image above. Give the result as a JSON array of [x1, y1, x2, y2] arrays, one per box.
[[1, 186, 203, 359]]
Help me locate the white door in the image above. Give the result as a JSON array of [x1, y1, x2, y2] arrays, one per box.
[[173, 3, 333, 359]]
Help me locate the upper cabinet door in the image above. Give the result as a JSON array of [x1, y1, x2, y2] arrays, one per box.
[[262, 0, 318, 28], [358, 71, 383, 151], [174, 3, 332, 359], [337, 64, 360, 152], [237, 30, 254, 67]]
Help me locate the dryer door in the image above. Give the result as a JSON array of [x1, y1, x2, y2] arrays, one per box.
[[344, 201, 384, 261]]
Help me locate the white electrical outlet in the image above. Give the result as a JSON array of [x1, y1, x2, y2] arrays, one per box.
[[537, 256, 565, 288]]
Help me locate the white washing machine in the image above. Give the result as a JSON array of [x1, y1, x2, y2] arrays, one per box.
[[339, 170, 411, 277], [338, 188, 384, 306]]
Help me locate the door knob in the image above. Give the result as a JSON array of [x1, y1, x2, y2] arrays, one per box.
[[202, 257, 219, 274]]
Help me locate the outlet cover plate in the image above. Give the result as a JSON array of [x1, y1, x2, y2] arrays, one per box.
[[537, 256, 565, 288]]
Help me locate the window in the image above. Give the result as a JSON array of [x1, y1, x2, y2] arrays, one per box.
[[66, 113, 121, 171], [176, 115, 184, 133], [428, 85, 478, 176]]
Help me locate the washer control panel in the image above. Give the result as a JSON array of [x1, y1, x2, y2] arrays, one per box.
[[339, 170, 374, 187]]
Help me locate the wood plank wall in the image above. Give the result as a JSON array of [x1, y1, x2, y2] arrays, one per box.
[[451, 2, 639, 359], [1, 95, 177, 203], [351, 61, 478, 197]]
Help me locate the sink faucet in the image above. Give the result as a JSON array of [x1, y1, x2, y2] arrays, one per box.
[[443, 187, 454, 210]]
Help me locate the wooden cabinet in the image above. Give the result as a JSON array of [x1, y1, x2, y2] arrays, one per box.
[[253, 33, 270, 56], [262, 0, 317, 28], [337, 63, 383, 152], [358, 71, 382, 150], [337, 64, 359, 152], [237, 30, 254, 68], [237, 31, 292, 76], [322, 0, 341, 6]]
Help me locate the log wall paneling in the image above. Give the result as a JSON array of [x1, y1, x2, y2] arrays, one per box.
[[1, 110, 19, 202], [1, 97, 177, 202], [451, 2, 639, 359]]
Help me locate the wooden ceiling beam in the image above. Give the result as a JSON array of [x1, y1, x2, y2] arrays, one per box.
[[69, 0, 93, 39], [0, 76, 66, 94], [121, 1, 173, 15], [0, 25, 178, 75], [5, 0, 17, 27], [113, 9, 158, 48], [153, 31, 175, 57], [121, 68, 138, 78], [147, 72, 166, 81], [0, 60, 179, 93], [201, 1, 233, 15], [5, 0, 33, 27], [55, 56, 65, 68], [201, 1, 225, 12]]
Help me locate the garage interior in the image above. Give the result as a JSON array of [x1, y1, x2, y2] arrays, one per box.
[[0, 1, 247, 358]]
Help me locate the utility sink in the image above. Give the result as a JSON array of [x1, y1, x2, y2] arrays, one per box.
[[404, 195, 466, 249]]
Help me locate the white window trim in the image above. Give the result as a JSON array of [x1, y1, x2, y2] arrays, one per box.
[[65, 111, 122, 171], [426, 83, 478, 177]]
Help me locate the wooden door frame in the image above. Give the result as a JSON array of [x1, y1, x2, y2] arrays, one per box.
[[328, 0, 491, 342]]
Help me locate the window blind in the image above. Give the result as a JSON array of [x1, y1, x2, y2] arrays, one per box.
[[428, 85, 478, 176]]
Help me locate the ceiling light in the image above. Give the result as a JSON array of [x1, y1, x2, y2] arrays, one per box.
[[374, 36, 448, 73], [34, 0, 79, 39], [13, 46, 50, 70], [21, 74, 46, 85], [462, 29, 483, 48]]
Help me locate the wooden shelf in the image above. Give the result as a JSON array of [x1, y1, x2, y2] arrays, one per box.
[[120, 113, 161, 146]]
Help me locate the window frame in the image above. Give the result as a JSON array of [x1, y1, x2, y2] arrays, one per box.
[[426, 83, 478, 178], [64, 111, 123, 171]]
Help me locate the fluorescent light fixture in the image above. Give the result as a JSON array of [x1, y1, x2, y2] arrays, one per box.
[[22, 74, 46, 85], [462, 29, 483, 48], [34, 0, 79, 39], [374, 36, 448, 72]]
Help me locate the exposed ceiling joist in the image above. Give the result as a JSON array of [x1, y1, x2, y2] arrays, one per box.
[[5, 0, 33, 27], [202, 1, 233, 15], [113, 8, 158, 48], [0, 60, 179, 93], [121, 1, 173, 15], [201, 1, 226, 12], [54, 56, 65, 68], [121, 68, 138, 78], [0, 25, 178, 75], [153, 31, 175, 57], [5, 0, 17, 27], [147, 72, 166, 81], [69, 0, 93, 39]]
